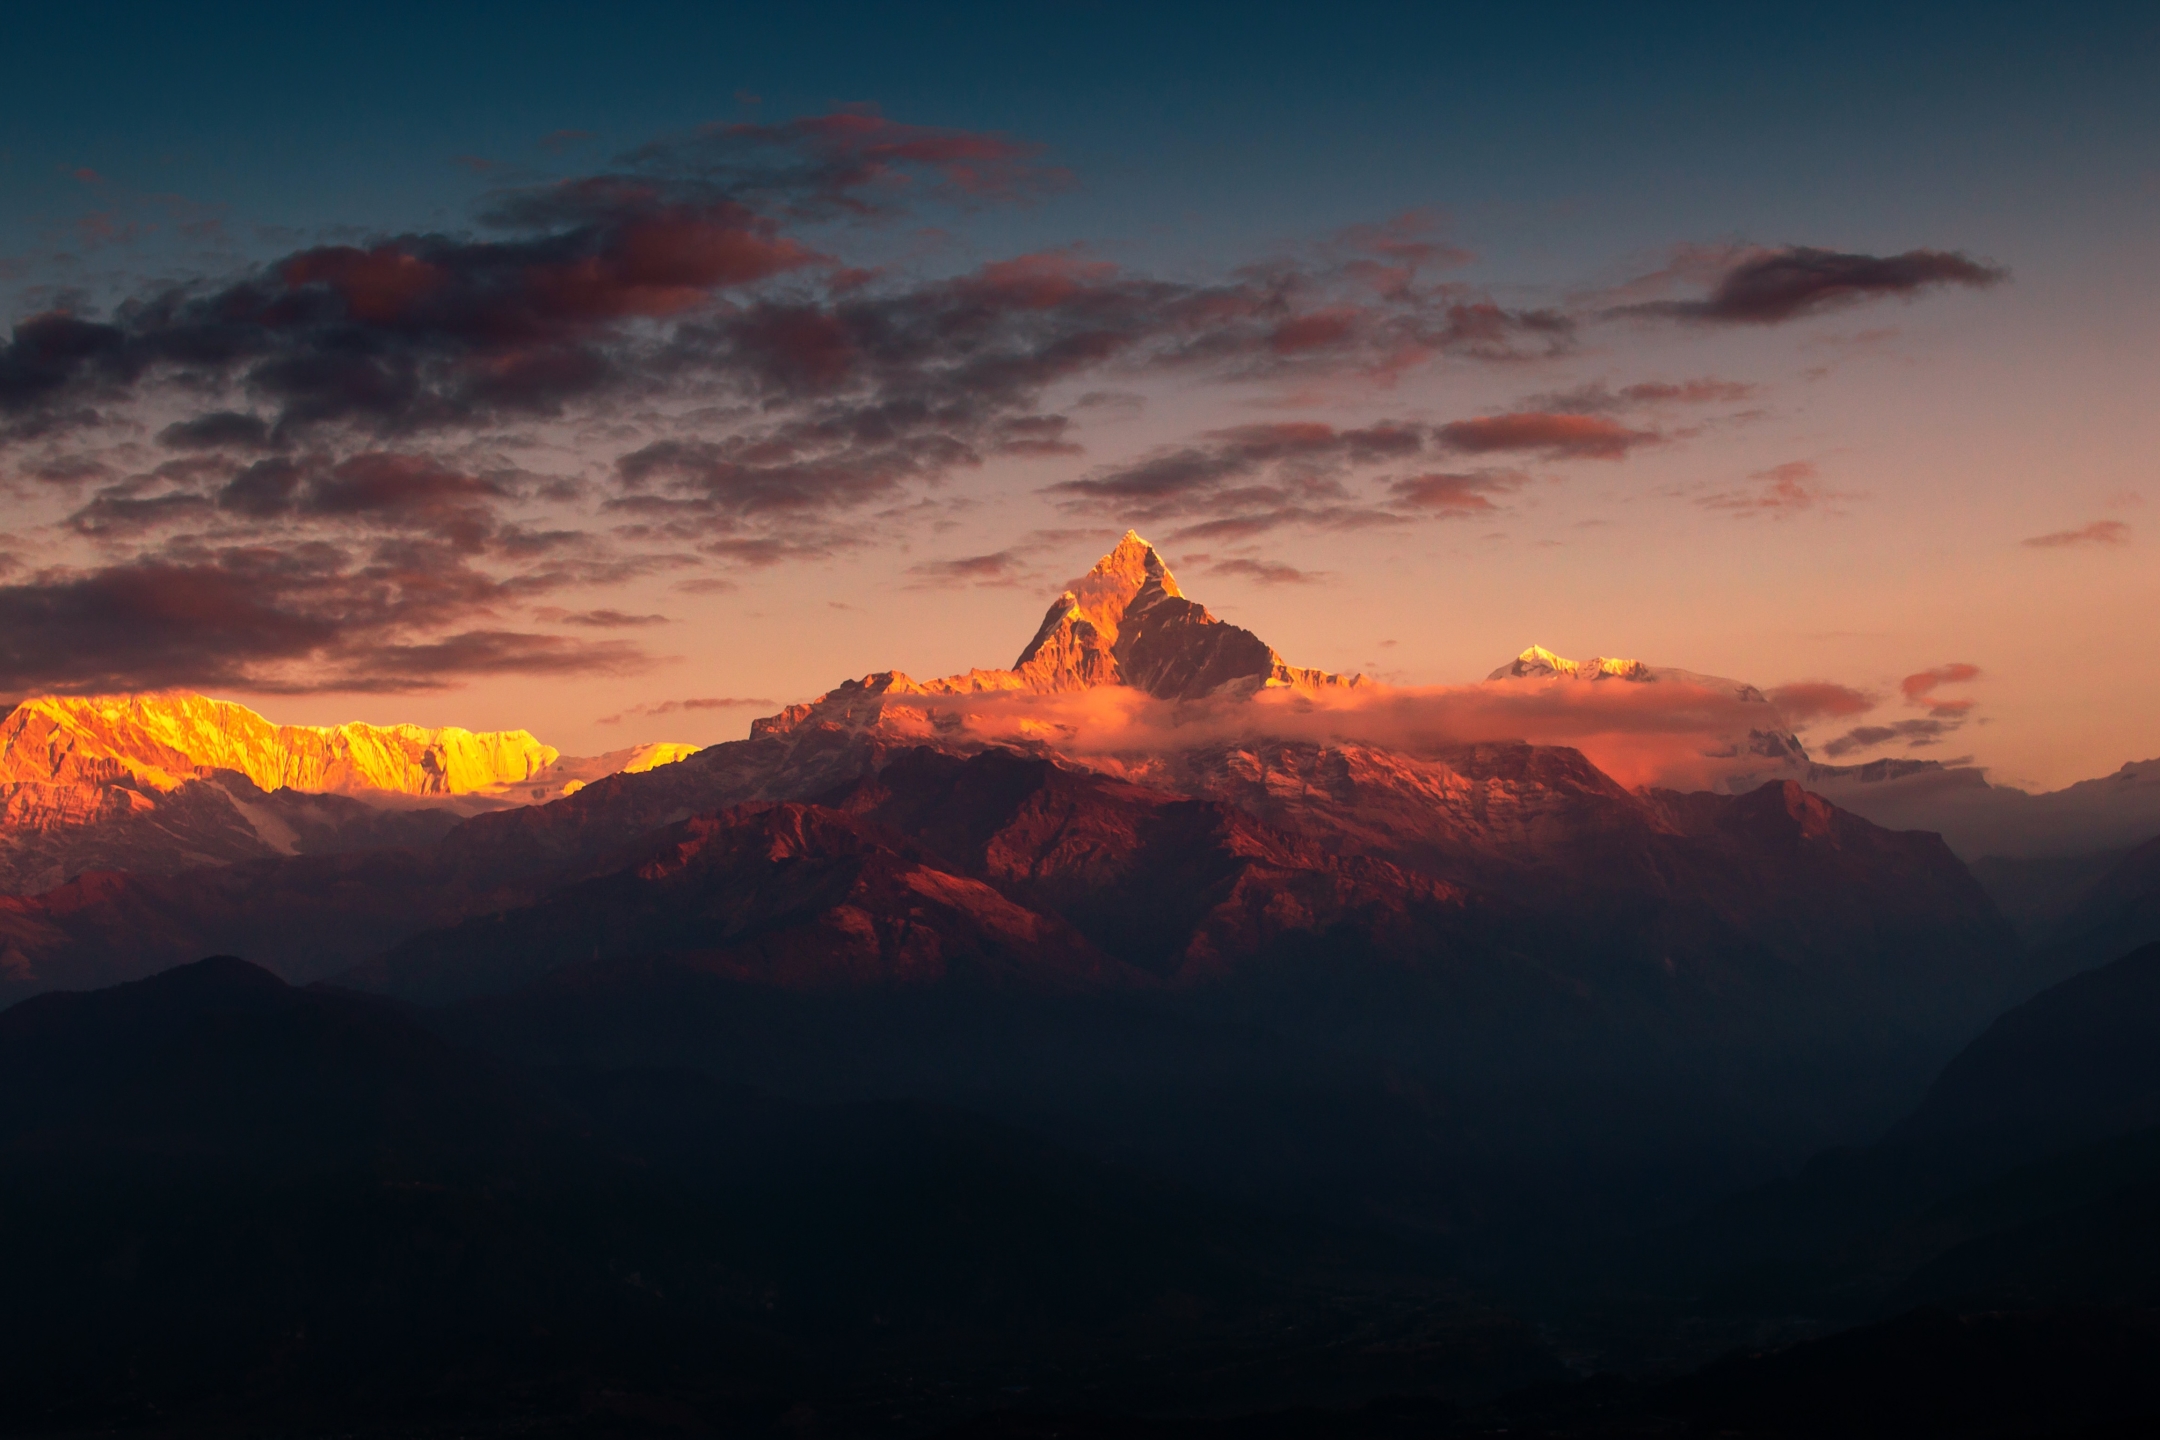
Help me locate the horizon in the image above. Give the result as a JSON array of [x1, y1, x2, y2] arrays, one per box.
[[0, 522, 2145, 803]]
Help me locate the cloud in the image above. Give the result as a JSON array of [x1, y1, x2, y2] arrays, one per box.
[[1529, 378, 1756, 413], [1436, 412, 1660, 460], [905, 550, 1032, 587], [0, 545, 657, 697], [1801, 663, 1980, 758], [534, 607, 672, 627], [1697, 460, 1840, 517], [1901, 662, 1981, 716], [1821, 718, 1956, 758], [1203, 557, 1323, 585], [2022, 519, 2130, 548], [1387, 469, 1528, 515], [596, 695, 777, 724], [606, 108, 1071, 216], [863, 675, 1813, 792], [158, 411, 272, 451], [1766, 680, 1877, 725], [1045, 421, 1424, 538], [1618, 246, 2005, 325], [3, 110, 1586, 600]]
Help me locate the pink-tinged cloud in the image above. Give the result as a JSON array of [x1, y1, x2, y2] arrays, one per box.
[[906, 551, 1032, 587], [1437, 412, 1660, 460], [597, 695, 777, 724], [1899, 663, 1982, 718], [1204, 557, 1323, 586], [1698, 460, 1834, 517], [2023, 520, 2130, 548], [1767, 680, 1877, 724], [1388, 470, 1527, 515], [1901, 662, 1981, 705], [865, 677, 1812, 793], [1530, 377, 1757, 414], [534, 608, 672, 628]]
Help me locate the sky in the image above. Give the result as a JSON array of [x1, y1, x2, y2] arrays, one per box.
[[1, 1, 2155, 789]]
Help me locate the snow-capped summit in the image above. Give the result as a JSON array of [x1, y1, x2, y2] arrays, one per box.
[[1013, 530, 1361, 700], [1486, 645, 1809, 778], [756, 531, 1363, 740], [1489, 646, 1652, 683]]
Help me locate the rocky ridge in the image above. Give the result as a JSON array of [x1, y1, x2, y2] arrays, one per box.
[[0, 693, 699, 894]]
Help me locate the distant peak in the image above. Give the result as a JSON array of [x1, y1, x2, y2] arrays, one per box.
[[0, 690, 560, 798], [1489, 647, 1649, 682]]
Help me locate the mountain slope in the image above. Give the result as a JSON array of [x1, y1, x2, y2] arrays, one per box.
[[1669, 941, 2160, 1319]]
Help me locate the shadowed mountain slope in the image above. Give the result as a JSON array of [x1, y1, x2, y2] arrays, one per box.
[[0, 956, 1559, 1435]]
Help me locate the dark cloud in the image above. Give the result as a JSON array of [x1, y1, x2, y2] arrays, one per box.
[[1766, 680, 1877, 725], [534, 607, 672, 627], [158, 410, 272, 450], [1387, 469, 1528, 516], [1436, 412, 1660, 460], [2023, 519, 2130, 548], [603, 109, 1071, 218], [0, 544, 655, 696], [1618, 246, 2005, 325], [1204, 557, 1323, 585], [905, 550, 1031, 586], [4, 114, 1581, 581], [1053, 422, 1423, 507], [596, 695, 777, 724], [1821, 718, 1955, 758], [1530, 378, 1755, 413], [1046, 421, 1425, 539]]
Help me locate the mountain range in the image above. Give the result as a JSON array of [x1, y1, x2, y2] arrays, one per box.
[[3, 530, 2159, 1434], [0, 691, 698, 895]]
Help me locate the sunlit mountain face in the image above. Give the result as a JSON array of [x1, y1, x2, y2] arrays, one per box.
[[4, 6, 2160, 1436]]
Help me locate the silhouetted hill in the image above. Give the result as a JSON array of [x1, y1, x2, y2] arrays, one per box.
[[1662, 942, 2160, 1333], [0, 958, 1560, 1435], [2032, 833, 2160, 981]]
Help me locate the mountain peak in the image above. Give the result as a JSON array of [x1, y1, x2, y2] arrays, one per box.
[[1489, 647, 1649, 682], [758, 533, 1362, 740], [1006, 531, 1353, 700]]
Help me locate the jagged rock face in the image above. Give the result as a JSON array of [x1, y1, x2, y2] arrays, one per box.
[[1014, 531, 1360, 700]]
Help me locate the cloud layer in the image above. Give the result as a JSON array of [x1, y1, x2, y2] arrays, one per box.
[[0, 111, 2009, 697]]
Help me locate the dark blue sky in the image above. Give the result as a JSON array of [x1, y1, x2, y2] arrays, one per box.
[[8, 1, 2155, 291]]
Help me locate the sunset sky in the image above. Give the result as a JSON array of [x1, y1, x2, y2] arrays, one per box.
[[3, 1, 2154, 790]]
